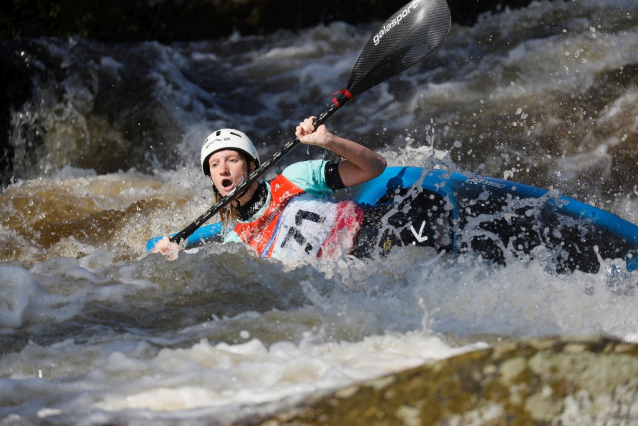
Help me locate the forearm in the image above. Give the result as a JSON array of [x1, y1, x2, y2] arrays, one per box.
[[296, 116, 386, 187], [321, 133, 387, 187]]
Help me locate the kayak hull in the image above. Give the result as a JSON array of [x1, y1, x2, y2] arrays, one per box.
[[147, 167, 638, 273]]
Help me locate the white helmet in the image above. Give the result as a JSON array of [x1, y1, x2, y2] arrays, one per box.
[[200, 129, 260, 176]]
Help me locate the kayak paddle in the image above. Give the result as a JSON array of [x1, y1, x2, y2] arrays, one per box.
[[169, 0, 451, 245]]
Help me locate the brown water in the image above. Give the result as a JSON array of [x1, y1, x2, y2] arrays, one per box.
[[2, 1, 638, 424]]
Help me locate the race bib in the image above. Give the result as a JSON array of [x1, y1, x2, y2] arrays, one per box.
[[270, 194, 362, 260]]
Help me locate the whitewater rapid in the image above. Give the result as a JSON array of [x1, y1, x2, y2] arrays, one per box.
[[2, 0, 638, 424]]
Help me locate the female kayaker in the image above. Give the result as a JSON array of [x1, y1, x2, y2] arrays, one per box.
[[151, 116, 387, 260]]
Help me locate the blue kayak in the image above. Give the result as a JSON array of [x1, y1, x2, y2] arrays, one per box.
[[148, 167, 638, 273]]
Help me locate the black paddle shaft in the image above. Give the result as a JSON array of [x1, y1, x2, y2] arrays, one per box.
[[169, 0, 451, 245]]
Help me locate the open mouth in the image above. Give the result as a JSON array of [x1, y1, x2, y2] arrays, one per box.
[[221, 178, 234, 191]]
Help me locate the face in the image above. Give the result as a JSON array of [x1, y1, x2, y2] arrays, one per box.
[[208, 150, 252, 196]]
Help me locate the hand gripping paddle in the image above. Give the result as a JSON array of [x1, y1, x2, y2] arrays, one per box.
[[169, 0, 451, 245]]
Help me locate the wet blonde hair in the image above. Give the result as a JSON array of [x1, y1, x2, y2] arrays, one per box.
[[215, 192, 238, 227]]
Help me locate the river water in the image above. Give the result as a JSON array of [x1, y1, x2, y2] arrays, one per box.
[[2, 0, 638, 424]]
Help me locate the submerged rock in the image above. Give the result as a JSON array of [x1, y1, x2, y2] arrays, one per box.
[[256, 336, 638, 425]]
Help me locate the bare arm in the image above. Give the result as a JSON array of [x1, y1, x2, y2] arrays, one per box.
[[295, 117, 386, 187]]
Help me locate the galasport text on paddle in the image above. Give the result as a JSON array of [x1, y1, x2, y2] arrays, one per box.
[[170, 0, 451, 245]]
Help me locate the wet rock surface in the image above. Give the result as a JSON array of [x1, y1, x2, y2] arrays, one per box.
[[255, 336, 638, 425]]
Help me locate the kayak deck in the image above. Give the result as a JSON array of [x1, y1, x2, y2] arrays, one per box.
[[148, 167, 638, 273]]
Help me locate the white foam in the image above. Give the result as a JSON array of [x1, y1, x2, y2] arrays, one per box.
[[2, 2, 638, 424], [92, 332, 484, 416], [0, 266, 35, 328]]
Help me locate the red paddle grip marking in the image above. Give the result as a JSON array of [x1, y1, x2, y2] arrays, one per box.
[[332, 89, 353, 108]]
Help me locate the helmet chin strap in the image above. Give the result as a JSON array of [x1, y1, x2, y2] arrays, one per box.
[[234, 185, 251, 204]]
